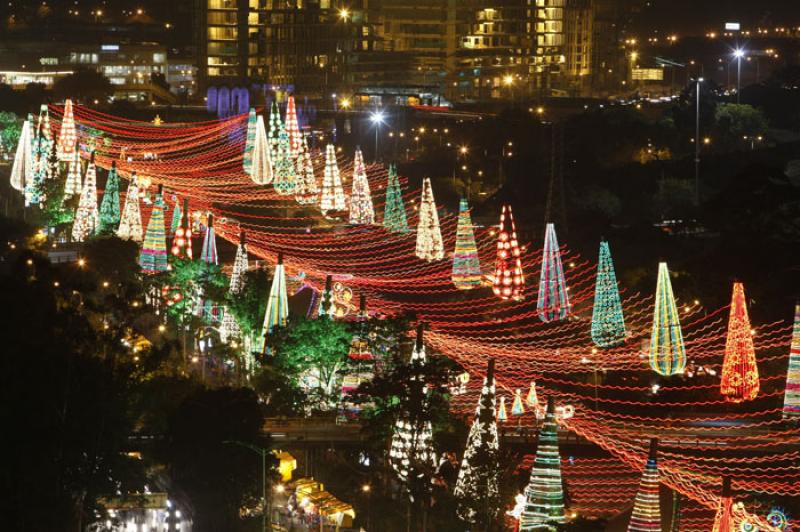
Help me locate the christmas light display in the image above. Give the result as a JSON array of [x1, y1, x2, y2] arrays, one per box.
[[591, 240, 627, 348], [169, 196, 182, 237], [415, 177, 444, 261], [64, 149, 82, 197], [171, 199, 193, 259], [139, 187, 168, 274], [720, 283, 760, 403], [272, 122, 296, 195], [627, 438, 661, 532], [71, 152, 99, 242], [454, 358, 501, 524], [285, 96, 301, 159], [348, 148, 375, 225], [294, 135, 318, 205], [242, 108, 257, 174], [537, 223, 570, 321], [526, 381, 540, 409], [260, 253, 289, 353], [389, 324, 435, 486], [492, 204, 524, 300], [318, 275, 336, 318], [649, 262, 686, 376], [519, 396, 566, 531], [268, 100, 282, 167], [9, 119, 33, 193], [782, 305, 800, 419], [497, 396, 508, 422], [200, 213, 218, 265], [220, 232, 248, 345], [452, 198, 481, 290], [98, 161, 121, 233], [57, 99, 77, 161], [249, 115, 273, 185], [711, 478, 734, 532], [24, 128, 48, 206], [383, 164, 409, 233], [320, 144, 346, 213], [36, 104, 52, 143], [512, 388, 525, 415], [116, 174, 143, 242]]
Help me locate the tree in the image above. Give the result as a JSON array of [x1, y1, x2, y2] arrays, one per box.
[[53, 68, 113, 104], [157, 257, 228, 326], [0, 111, 21, 154], [713, 103, 768, 150]]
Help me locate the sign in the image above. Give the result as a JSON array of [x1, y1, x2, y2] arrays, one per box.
[[725, 22, 741, 31]]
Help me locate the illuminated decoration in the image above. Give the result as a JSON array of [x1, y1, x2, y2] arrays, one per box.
[[512, 389, 525, 415], [272, 122, 296, 195], [415, 177, 444, 261], [720, 283, 760, 403], [249, 115, 273, 185], [348, 295, 373, 360], [452, 198, 481, 289], [492, 204, 524, 300], [318, 275, 336, 318], [496, 396, 508, 422], [284, 96, 302, 158], [57, 99, 77, 161], [200, 213, 218, 265], [116, 173, 143, 242], [332, 282, 355, 318], [454, 358, 501, 524], [36, 104, 52, 143], [25, 128, 48, 206], [766, 508, 790, 530], [649, 262, 686, 376], [260, 253, 289, 353], [152, 115, 163, 126], [169, 195, 182, 237], [242, 108, 257, 175], [782, 304, 800, 419], [171, 199, 193, 259], [9, 119, 33, 193], [64, 149, 82, 197], [294, 135, 318, 204], [591, 240, 627, 348], [220, 231, 248, 344], [519, 397, 566, 531], [537, 223, 570, 321], [389, 324, 435, 486], [348, 148, 375, 224], [627, 438, 661, 532], [138, 186, 169, 274], [320, 144, 346, 213], [71, 152, 99, 242], [711, 478, 735, 532], [268, 100, 282, 167], [383, 164, 409, 233], [526, 381, 540, 410], [98, 161, 121, 233]]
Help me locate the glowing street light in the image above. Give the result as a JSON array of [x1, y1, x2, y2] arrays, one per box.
[[370, 110, 386, 163], [502, 74, 514, 86], [733, 48, 745, 103], [338, 8, 350, 21]]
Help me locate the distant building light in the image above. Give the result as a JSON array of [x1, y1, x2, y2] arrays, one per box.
[[101, 44, 120, 52], [725, 22, 741, 31]]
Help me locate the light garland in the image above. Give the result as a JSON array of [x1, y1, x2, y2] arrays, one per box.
[[711, 478, 735, 532], [64, 149, 82, 197], [383, 164, 409, 233], [9, 119, 33, 193], [249, 114, 273, 185], [272, 122, 296, 195], [452, 198, 482, 290], [285, 96, 302, 159], [537, 223, 570, 321], [261, 253, 289, 353], [591, 240, 627, 348], [139, 187, 168, 273], [71, 152, 99, 242], [294, 135, 318, 205], [320, 144, 346, 213], [169, 195, 182, 238], [492, 204, 524, 300], [649, 262, 686, 376], [720, 283, 760, 403], [268, 100, 281, 169], [415, 177, 444, 261], [200, 213, 219, 265], [242, 108, 257, 175], [56, 99, 77, 161], [171, 199, 193, 259], [348, 148, 375, 224], [98, 161, 121, 233], [220, 231, 248, 345], [627, 438, 661, 532], [782, 304, 800, 419], [116, 173, 143, 242]]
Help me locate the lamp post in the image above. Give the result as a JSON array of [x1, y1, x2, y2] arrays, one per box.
[[223, 440, 273, 532], [733, 48, 745, 103], [369, 110, 386, 163], [694, 77, 703, 206]]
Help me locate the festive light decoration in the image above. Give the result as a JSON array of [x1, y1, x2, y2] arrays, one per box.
[[71, 152, 99, 242], [720, 283, 760, 403], [171, 199, 193, 259], [537, 223, 570, 321], [320, 144, 346, 213], [294, 135, 318, 204], [383, 164, 409, 233], [272, 122, 296, 195], [348, 148, 375, 224], [98, 161, 121, 233], [285, 96, 302, 159], [782, 305, 800, 419], [64, 149, 82, 197], [389, 324, 435, 486], [591, 240, 627, 348], [627, 438, 662, 532], [261, 253, 289, 353], [415, 177, 444, 261], [36, 104, 52, 143], [512, 388, 525, 415], [242, 108, 257, 175], [139, 187, 168, 274], [497, 396, 508, 422], [452, 198, 481, 289], [169, 195, 182, 237], [454, 358, 501, 524], [25, 128, 48, 206], [249, 114, 273, 184], [649, 262, 686, 376], [200, 213, 218, 265], [318, 275, 336, 318], [519, 396, 566, 531], [268, 100, 282, 167], [492, 204, 524, 300], [116, 174, 143, 242], [220, 232, 248, 345], [711, 478, 735, 532], [10, 119, 33, 193], [526, 381, 540, 409], [57, 99, 77, 161]]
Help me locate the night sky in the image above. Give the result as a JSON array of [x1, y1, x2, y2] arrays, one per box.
[[635, 0, 799, 34]]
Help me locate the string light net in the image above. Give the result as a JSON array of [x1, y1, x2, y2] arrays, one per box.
[[56, 99, 77, 161], [649, 262, 686, 376], [519, 397, 566, 530], [260, 254, 289, 353], [627, 439, 661, 532], [320, 144, 346, 213], [285, 96, 301, 158], [452, 198, 481, 290], [348, 148, 375, 224], [98, 162, 121, 233], [249, 114, 273, 185], [71, 154, 99, 242], [64, 149, 82, 197], [454, 358, 501, 524], [537, 223, 570, 321], [782, 304, 800, 418], [294, 135, 318, 205], [720, 282, 760, 403], [242, 108, 257, 175], [10, 119, 33, 192], [383, 163, 409, 233], [415, 177, 444, 261], [591, 240, 627, 348], [492, 204, 524, 300], [139, 190, 168, 274], [272, 122, 296, 195], [117, 174, 143, 242]]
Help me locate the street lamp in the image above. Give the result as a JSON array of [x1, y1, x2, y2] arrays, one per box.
[[733, 48, 745, 103], [694, 77, 703, 206], [370, 110, 386, 163]]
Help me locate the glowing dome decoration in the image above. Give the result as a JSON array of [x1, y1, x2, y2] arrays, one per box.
[[649, 262, 686, 376], [492, 204, 524, 300]]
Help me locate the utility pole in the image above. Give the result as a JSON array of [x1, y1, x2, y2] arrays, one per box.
[[694, 78, 703, 206]]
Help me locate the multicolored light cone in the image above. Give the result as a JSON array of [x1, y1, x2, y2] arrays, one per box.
[[649, 262, 686, 376], [537, 223, 570, 321], [720, 282, 760, 403], [452, 198, 481, 290]]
